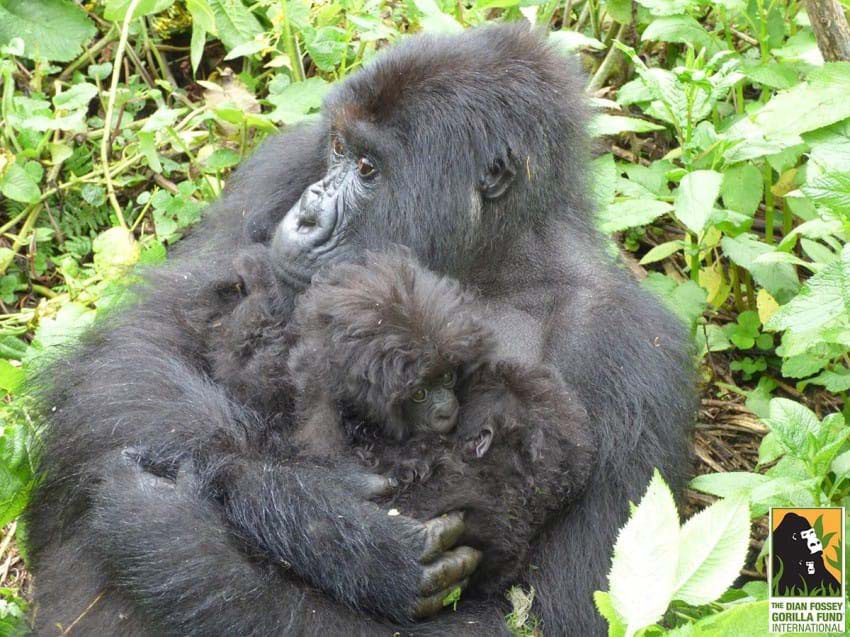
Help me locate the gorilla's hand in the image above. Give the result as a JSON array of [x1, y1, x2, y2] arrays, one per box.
[[337, 467, 482, 618], [218, 458, 480, 623]]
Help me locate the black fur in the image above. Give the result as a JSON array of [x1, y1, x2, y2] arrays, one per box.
[[24, 23, 695, 636], [283, 251, 595, 594]]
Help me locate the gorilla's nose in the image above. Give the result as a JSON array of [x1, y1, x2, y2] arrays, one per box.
[[272, 186, 339, 261], [432, 408, 457, 433]]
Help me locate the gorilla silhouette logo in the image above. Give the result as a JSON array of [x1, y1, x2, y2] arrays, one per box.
[[772, 512, 841, 597]]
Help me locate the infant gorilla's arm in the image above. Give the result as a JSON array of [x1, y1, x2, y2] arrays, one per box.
[[287, 251, 596, 592]]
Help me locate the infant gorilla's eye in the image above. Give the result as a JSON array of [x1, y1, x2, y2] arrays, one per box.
[[332, 136, 345, 157], [411, 388, 428, 403], [357, 157, 376, 177], [441, 370, 456, 387]]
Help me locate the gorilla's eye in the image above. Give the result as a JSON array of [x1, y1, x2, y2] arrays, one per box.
[[332, 136, 345, 157], [411, 388, 428, 403], [357, 157, 376, 178], [441, 370, 456, 387]]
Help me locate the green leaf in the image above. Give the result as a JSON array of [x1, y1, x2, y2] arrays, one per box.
[[92, 227, 140, 280], [802, 171, 850, 218], [303, 26, 348, 72], [593, 591, 626, 636], [720, 234, 800, 303], [608, 470, 679, 637], [590, 153, 616, 210], [0, 163, 40, 204], [635, 0, 692, 15], [190, 25, 207, 74], [0, 0, 96, 62], [720, 164, 762, 217], [590, 114, 665, 137], [104, 0, 175, 21], [548, 30, 605, 53], [266, 77, 331, 125], [764, 397, 822, 458], [639, 240, 685, 265], [0, 360, 24, 393], [725, 62, 850, 154], [413, 0, 462, 33], [673, 497, 750, 606], [53, 82, 98, 111], [138, 131, 162, 173], [674, 170, 722, 234], [766, 243, 850, 333], [209, 0, 262, 51], [642, 15, 716, 52], [688, 601, 768, 637], [186, 0, 216, 33], [689, 471, 769, 499], [201, 148, 240, 172], [598, 199, 672, 233]]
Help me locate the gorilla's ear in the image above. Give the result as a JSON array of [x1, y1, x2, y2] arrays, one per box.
[[479, 152, 517, 200]]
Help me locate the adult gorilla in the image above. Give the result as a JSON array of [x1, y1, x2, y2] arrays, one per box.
[[25, 23, 694, 636]]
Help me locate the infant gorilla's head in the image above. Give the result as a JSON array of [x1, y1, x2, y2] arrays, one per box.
[[288, 249, 495, 442]]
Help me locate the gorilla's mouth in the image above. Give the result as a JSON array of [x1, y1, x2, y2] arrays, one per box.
[[273, 263, 313, 290]]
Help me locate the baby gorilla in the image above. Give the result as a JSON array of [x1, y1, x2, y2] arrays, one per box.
[[287, 250, 596, 592]]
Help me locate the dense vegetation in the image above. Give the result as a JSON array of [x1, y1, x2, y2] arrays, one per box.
[[0, 0, 849, 634]]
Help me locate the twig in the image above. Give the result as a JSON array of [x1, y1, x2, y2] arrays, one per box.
[[101, 0, 145, 228], [58, 26, 118, 81], [586, 23, 627, 93]]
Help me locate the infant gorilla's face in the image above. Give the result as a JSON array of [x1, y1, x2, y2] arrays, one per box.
[[400, 370, 459, 434]]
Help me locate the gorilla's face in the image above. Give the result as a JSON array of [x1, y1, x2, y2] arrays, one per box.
[[270, 128, 387, 288]]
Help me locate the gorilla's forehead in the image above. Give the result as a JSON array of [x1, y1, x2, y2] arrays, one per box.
[[323, 23, 562, 131]]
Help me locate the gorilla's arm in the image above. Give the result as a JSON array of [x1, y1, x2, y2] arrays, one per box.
[[89, 453, 504, 636]]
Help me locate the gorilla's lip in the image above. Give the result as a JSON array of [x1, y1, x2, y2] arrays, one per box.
[[273, 262, 313, 290]]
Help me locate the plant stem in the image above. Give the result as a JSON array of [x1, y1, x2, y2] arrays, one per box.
[[587, 23, 626, 92], [763, 163, 774, 243], [101, 0, 145, 228], [58, 26, 118, 81]]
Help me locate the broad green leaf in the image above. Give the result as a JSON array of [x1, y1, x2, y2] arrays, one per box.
[[92, 227, 140, 280], [0, 0, 96, 62], [598, 199, 672, 233], [186, 0, 216, 33], [303, 26, 348, 72], [608, 470, 679, 637], [806, 368, 850, 393], [720, 164, 762, 217], [590, 153, 616, 210], [593, 591, 626, 636], [725, 63, 850, 153], [104, 0, 174, 20], [0, 163, 40, 204], [674, 170, 722, 234], [642, 15, 716, 52], [804, 120, 850, 172], [209, 0, 263, 51], [549, 30, 604, 53], [0, 360, 24, 393], [673, 497, 750, 606], [138, 131, 161, 173], [689, 601, 768, 637], [413, 0, 462, 33], [590, 114, 665, 137], [721, 234, 800, 303], [689, 471, 769, 499], [141, 107, 183, 133], [53, 82, 98, 111], [766, 243, 850, 333], [640, 240, 684, 265], [191, 25, 207, 74], [266, 77, 331, 125], [740, 60, 798, 90], [764, 397, 822, 457], [606, 0, 633, 24], [635, 0, 691, 16], [802, 171, 850, 218], [642, 273, 706, 330]]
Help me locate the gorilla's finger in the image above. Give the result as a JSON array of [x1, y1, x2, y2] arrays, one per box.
[[411, 579, 470, 619], [420, 512, 465, 562], [419, 546, 481, 595], [352, 472, 398, 499]]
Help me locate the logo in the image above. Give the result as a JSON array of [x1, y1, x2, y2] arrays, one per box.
[[769, 507, 845, 634]]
